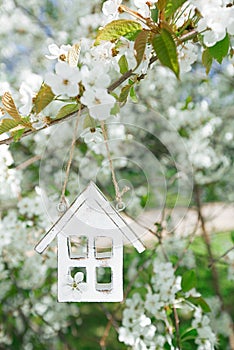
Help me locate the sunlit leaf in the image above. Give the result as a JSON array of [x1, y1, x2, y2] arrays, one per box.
[[95, 19, 142, 45], [124, 29, 141, 41], [152, 29, 180, 78], [209, 34, 230, 64], [0, 118, 20, 135], [67, 43, 81, 67], [11, 127, 26, 142], [134, 30, 149, 69], [2, 92, 21, 121], [55, 103, 80, 120], [34, 84, 55, 114]]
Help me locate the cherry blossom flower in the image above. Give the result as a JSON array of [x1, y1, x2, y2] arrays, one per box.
[[80, 88, 116, 120], [45, 43, 72, 62], [19, 83, 34, 115], [30, 114, 47, 130], [134, 0, 151, 18], [45, 62, 81, 96], [191, 0, 234, 46], [175, 2, 196, 28], [19, 74, 43, 115], [80, 127, 103, 143], [178, 42, 198, 73], [102, 0, 122, 21], [80, 63, 111, 89], [192, 308, 217, 350], [66, 272, 87, 293], [90, 41, 116, 64], [144, 292, 164, 315]]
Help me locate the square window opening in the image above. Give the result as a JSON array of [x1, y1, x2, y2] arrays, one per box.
[[96, 267, 112, 291], [68, 235, 88, 259], [69, 267, 87, 283], [95, 236, 113, 259]]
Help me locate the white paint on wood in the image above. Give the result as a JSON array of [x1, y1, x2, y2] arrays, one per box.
[[35, 181, 145, 302]]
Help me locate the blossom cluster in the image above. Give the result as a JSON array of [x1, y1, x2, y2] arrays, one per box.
[[191, 0, 234, 46], [119, 260, 217, 350], [0, 0, 234, 349]]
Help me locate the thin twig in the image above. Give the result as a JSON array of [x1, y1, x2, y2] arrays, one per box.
[[100, 121, 123, 206], [194, 184, 223, 302], [98, 305, 119, 332], [0, 29, 198, 147], [59, 107, 81, 208], [173, 306, 181, 350], [15, 155, 41, 170], [100, 319, 112, 350], [122, 210, 169, 261], [209, 245, 234, 267]]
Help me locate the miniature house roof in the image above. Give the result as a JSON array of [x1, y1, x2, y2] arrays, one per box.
[[35, 181, 145, 254]]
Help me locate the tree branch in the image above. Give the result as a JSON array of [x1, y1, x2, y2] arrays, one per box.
[[173, 306, 181, 350], [194, 184, 223, 301], [209, 245, 234, 267], [0, 29, 198, 147]]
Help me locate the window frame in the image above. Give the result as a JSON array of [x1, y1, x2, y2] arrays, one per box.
[[67, 235, 88, 259], [94, 236, 113, 259]]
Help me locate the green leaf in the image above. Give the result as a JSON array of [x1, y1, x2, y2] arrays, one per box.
[[151, 5, 159, 22], [187, 296, 211, 313], [165, 0, 187, 18], [134, 30, 149, 69], [130, 86, 138, 103], [55, 103, 80, 120], [181, 328, 198, 342], [83, 114, 96, 129], [118, 55, 129, 74], [152, 29, 180, 78], [95, 19, 142, 45], [124, 29, 142, 41], [110, 102, 120, 115], [119, 84, 131, 103], [230, 231, 234, 244], [12, 128, 25, 142], [34, 84, 55, 114], [208, 34, 230, 64], [202, 49, 213, 74], [182, 269, 196, 292], [0, 118, 20, 135]]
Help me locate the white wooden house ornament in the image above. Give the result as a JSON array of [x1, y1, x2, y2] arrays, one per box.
[[35, 182, 145, 302]]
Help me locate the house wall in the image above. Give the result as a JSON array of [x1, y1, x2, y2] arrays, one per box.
[[57, 225, 123, 302]]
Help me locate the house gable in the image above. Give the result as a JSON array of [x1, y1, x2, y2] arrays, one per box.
[[35, 181, 145, 254]]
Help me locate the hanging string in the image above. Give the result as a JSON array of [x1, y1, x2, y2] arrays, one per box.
[[100, 120, 129, 210], [57, 107, 81, 213]]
